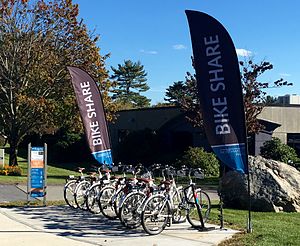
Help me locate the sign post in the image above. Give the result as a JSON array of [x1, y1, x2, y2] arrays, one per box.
[[0, 149, 4, 167], [27, 143, 47, 206]]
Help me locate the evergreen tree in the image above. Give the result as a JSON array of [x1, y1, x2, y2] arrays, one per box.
[[164, 81, 186, 106], [111, 60, 151, 108]]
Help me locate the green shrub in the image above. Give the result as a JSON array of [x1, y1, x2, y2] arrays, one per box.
[[260, 137, 300, 166], [176, 147, 219, 177]]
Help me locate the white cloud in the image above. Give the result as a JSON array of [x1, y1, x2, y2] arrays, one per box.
[[140, 49, 158, 55], [236, 48, 252, 57], [279, 73, 291, 77], [173, 44, 187, 50]]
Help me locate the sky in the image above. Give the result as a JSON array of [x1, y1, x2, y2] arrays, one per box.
[[73, 0, 300, 104]]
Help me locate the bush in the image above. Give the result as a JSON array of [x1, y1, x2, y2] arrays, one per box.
[[0, 165, 22, 176], [176, 147, 219, 177], [260, 137, 300, 166]]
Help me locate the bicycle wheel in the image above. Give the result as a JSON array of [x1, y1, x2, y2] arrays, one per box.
[[74, 180, 91, 210], [113, 188, 126, 218], [119, 191, 146, 229], [64, 180, 78, 208], [171, 187, 186, 223], [186, 189, 211, 228], [86, 183, 103, 214], [98, 186, 118, 219], [141, 194, 171, 235]]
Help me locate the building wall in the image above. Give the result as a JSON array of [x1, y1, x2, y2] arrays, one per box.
[[109, 106, 300, 154], [290, 95, 300, 104], [110, 107, 181, 131], [109, 107, 182, 150], [278, 94, 300, 105], [258, 106, 300, 143]]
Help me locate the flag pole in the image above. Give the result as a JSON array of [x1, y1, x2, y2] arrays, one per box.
[[245, 137, 252, 233], [247, 169, 252, 233], [218, 165, 226, 230], [185, 10, 252, 232]]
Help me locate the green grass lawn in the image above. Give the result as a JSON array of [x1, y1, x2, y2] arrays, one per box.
[[0, 154, 80, 184], [208, 202, 300, 246]]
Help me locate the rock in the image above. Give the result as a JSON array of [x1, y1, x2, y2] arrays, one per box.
[[219, 155, 300, 212]]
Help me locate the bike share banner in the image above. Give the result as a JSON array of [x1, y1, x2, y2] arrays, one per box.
[[27, 143, 47, 202], [67, 66, 113, 167], [185, 10, 248, 174]]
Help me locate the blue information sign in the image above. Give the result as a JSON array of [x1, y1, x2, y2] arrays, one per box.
[[30, 147, 45, 197]]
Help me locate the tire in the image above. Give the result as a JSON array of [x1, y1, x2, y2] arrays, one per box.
[[119, 191, 146, 229], [64, 180, 78, 208], [186, 189, 211, 228], [98, 186, 118, 219], [141, 194, 171, 235], [113, 188, 126, 219], [86, 183, 103, 214], [74, 180, 91, 210], [171, 187, 186, 223]]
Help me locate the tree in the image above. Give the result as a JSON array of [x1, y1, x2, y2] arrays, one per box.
[[260, 137, 299, 166], [176, 147, 219, 177], [111, 60, 151, 108], [240, 59, 290, 133], [165, 58, 291, 134], [164, 81, 186, 106], [265, 95, 278, 105], [0, 0, 115, 166]]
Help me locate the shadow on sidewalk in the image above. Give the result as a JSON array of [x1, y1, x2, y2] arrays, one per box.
[[9, 206, 148, 238]]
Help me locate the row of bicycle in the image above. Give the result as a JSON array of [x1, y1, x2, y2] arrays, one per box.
[[63, 164, 211, 235]]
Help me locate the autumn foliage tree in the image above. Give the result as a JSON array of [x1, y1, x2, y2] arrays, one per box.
[[240, 59, 291, 133], [0, 0, 116, 166], [165, 58, 291, 134]]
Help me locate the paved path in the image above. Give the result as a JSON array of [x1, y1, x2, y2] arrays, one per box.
[[0, 206, 239, 246], [0, 184, 28, 202], [0, 184, 238, 246], [1, 184, 219, 202]]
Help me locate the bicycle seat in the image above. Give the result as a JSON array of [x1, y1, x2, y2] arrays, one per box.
[[110, 175, 122, 179], [160, 180, 172, 186], [137, 177, 154, 183], [127, 177, 136, 181]]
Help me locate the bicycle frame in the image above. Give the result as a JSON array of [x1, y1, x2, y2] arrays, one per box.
[[183, 184, 205, 229]]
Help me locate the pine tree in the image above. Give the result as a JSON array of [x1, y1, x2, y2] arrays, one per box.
[[111, 60, 151, 108]]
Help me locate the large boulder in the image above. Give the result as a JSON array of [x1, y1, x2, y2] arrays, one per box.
[[219, 155, 300, 212]]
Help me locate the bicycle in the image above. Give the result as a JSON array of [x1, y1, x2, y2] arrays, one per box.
[[119, 172, 157, 229], [180, 167, 211, 228], [141, 166, 211, 235], [140, 178, 176, 235], [86, 167, 111, 214], [63, 167, 86, 209]]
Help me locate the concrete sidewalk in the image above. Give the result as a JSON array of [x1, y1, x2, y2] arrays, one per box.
[[0, 206, 239, 246]]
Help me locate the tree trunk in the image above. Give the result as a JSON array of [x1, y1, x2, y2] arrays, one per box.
[[8, 139, 19, 166]]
